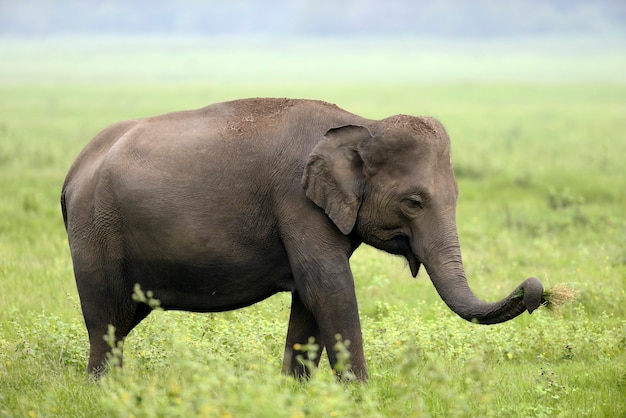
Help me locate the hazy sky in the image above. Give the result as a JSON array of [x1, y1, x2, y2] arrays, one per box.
[[1, 0, 624, 38]]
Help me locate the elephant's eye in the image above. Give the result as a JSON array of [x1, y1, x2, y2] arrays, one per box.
[[405, 195, 423, 210]]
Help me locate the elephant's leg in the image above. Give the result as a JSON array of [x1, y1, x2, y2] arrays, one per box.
[[76, 257, 151, 378], [292, 265, 368, 381], [282, 226, 368, 381], [85, 323, 113, 378], [83, 296, 151, 378], [282, 292, 323, 378], [312, 287, 368, 382]]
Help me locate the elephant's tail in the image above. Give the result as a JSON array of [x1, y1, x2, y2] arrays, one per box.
[[60, 187, 68, 231]]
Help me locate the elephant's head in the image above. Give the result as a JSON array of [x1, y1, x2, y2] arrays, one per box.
[[302, 116, 543, 324]]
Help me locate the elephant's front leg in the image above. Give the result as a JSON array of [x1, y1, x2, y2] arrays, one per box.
[[288, 260, 368, 381], [314, 285, 368, 382], [282, 291, 323, 378]]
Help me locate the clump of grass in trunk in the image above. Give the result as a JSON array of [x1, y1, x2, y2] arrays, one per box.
[[541, 283, 576, 311]]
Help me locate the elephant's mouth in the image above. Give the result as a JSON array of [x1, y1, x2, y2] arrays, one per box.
[[364, 231, 422, 278], [390, 234, 421, 278], [407, 253, 421, 277]]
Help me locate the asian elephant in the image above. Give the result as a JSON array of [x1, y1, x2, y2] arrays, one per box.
[[61, 98, 544, 381]]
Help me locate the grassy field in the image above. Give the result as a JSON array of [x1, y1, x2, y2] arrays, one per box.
[[1, 37, 625, 417]]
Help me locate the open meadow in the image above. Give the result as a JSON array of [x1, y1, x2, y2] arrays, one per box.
[[0, 37, 625, 417]]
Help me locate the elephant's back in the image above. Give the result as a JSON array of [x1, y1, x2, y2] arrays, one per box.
[[62, 97, 368, 221], [195, 97, 362, 140]]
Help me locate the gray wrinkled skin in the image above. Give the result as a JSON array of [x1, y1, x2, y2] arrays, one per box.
[[61, 98, 543, 381]]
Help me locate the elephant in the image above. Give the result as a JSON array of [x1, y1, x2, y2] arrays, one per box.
[[61, 97, 544, 381]]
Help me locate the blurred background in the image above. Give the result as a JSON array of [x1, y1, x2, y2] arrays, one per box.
[[1, 3, 625, 415], [1, 0, 625, 86], [1, 0, 624, 38]]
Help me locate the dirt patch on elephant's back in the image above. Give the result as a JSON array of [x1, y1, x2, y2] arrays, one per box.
[[225, 98, 298, 136]]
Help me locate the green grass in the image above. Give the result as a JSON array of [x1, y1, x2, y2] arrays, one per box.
[[1, 38, 625, 417]]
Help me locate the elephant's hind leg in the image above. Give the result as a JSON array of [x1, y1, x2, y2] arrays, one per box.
[[76, 258, 152, 378], [84, 301, 152, 378], [282, 292, 323, 378]]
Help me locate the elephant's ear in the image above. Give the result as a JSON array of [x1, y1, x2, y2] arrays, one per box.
[[302, 125, 372, 235]]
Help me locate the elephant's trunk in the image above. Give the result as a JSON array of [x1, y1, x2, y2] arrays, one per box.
[[422, 236, 544, 325]]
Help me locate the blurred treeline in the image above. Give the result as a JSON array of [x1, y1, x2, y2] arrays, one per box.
[[1, 0, 624, 38]]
